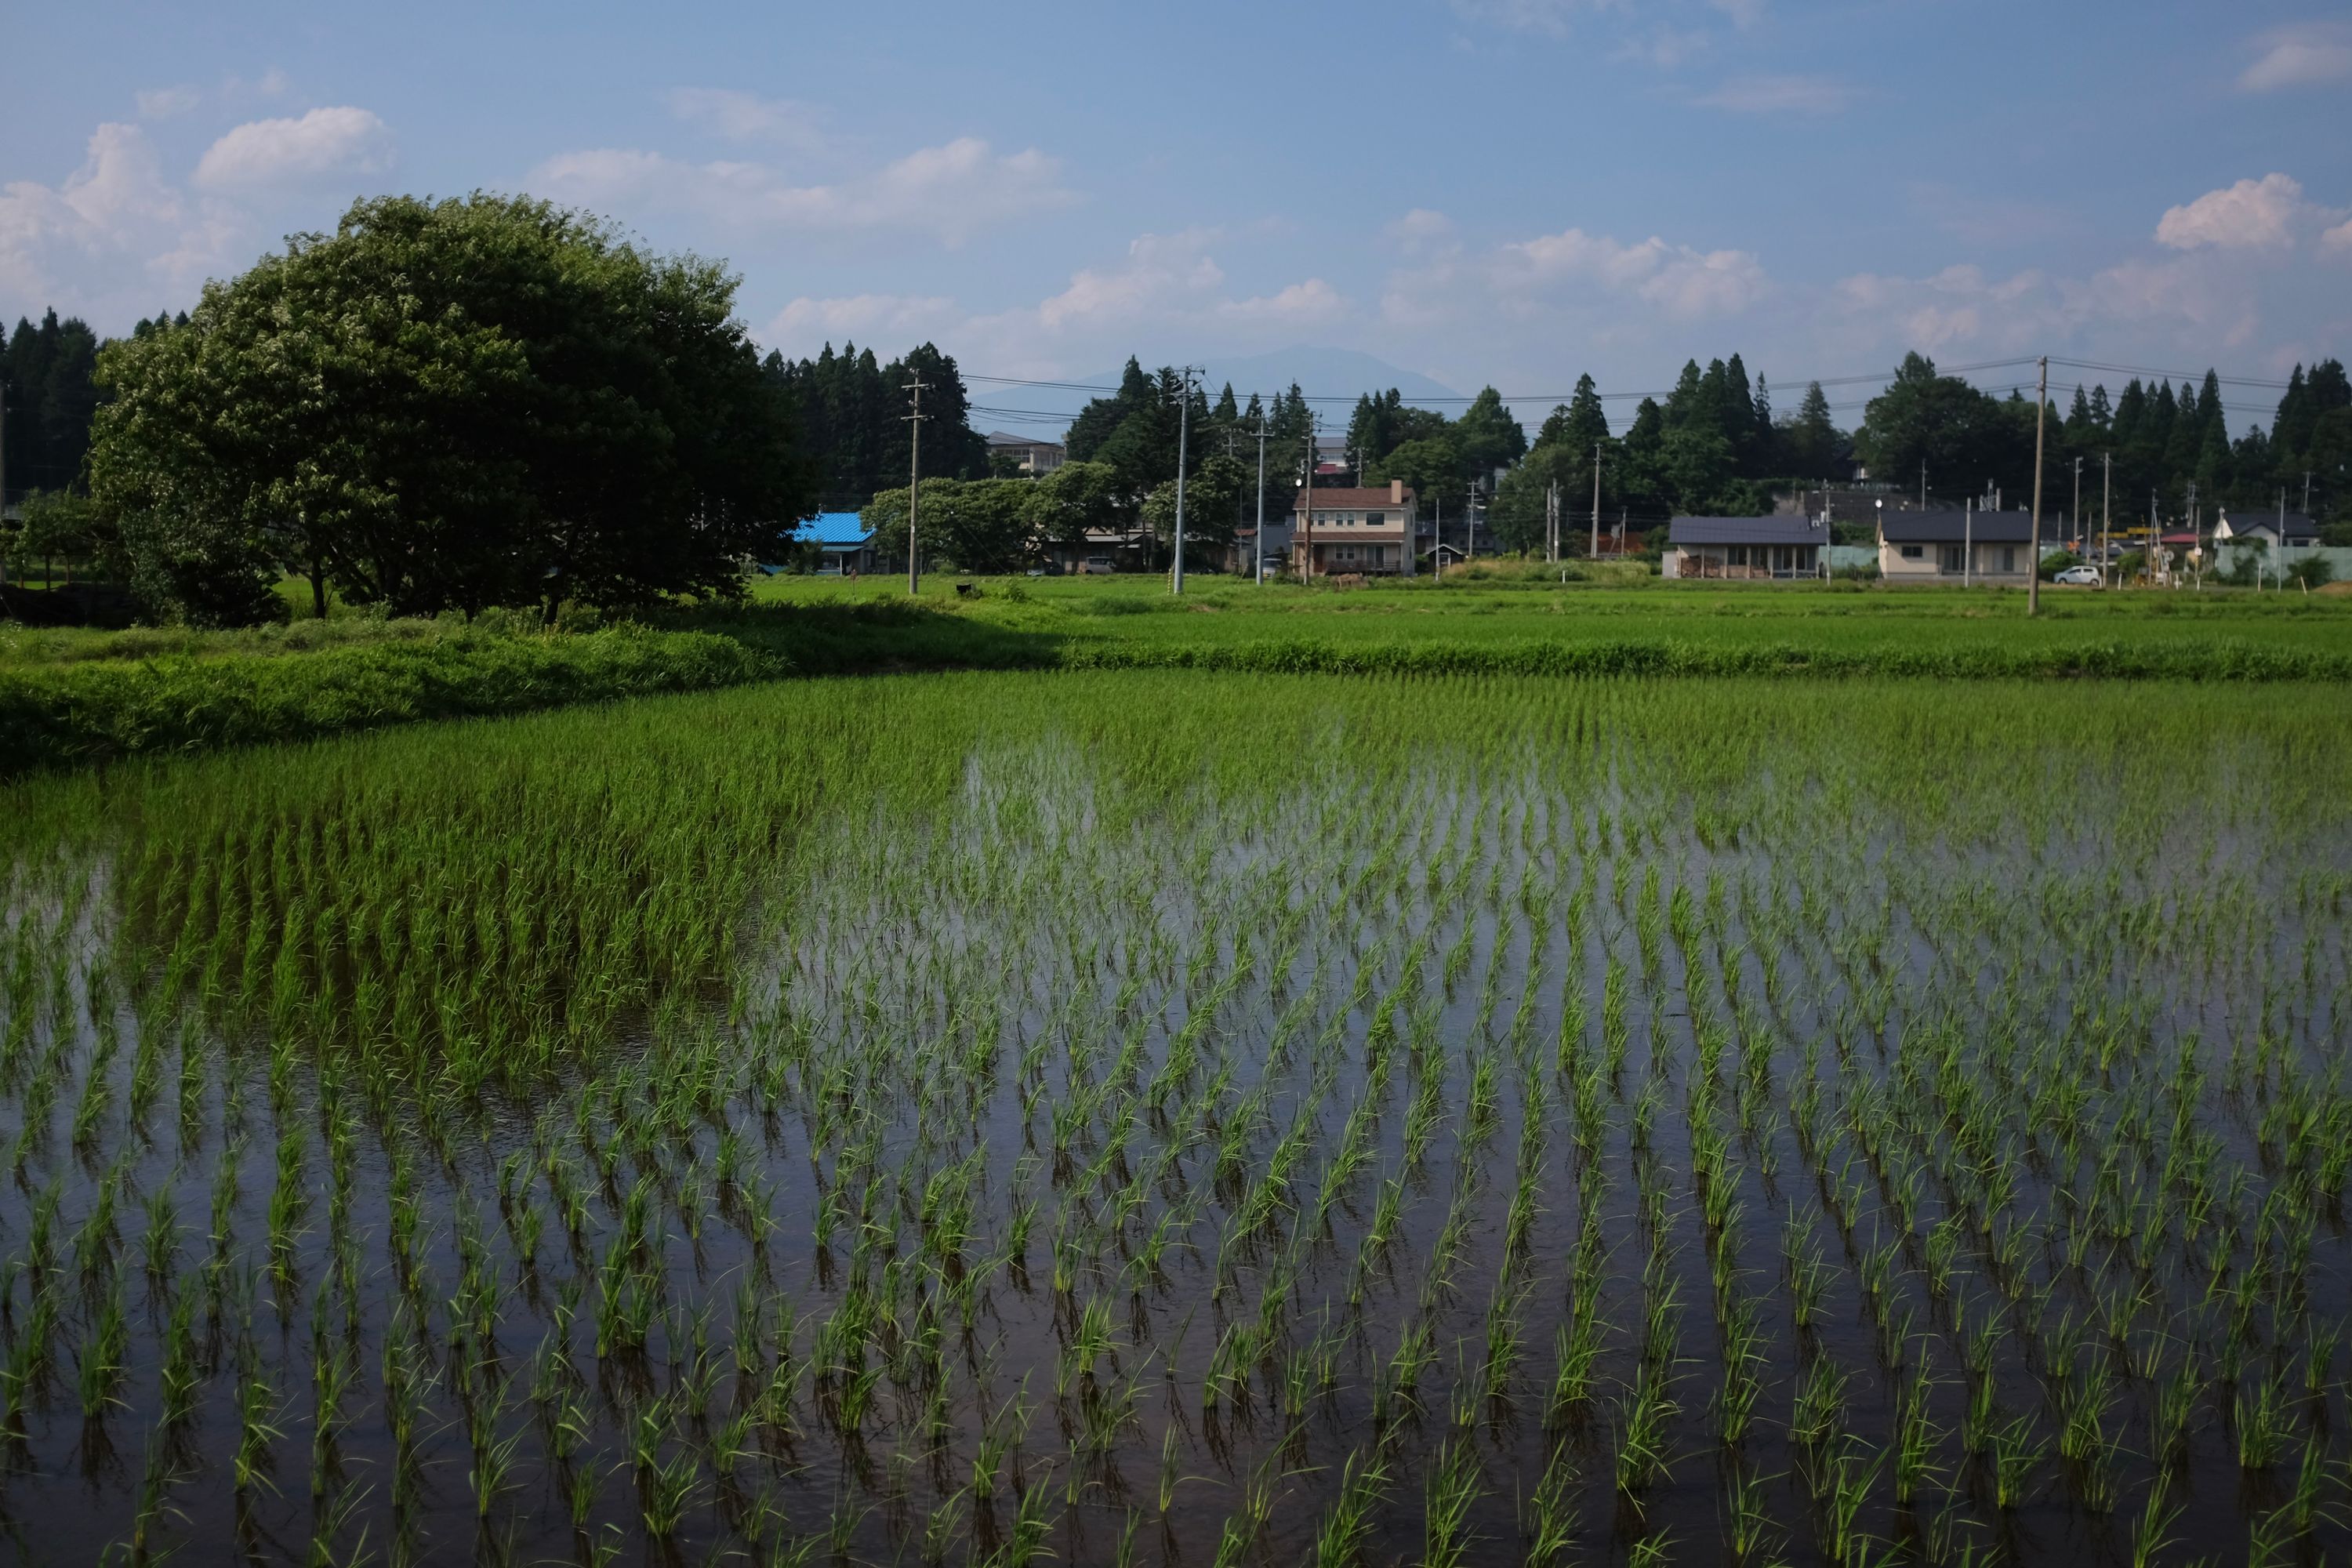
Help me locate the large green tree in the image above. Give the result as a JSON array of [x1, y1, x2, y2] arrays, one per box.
[[89, 193, 813, 625], [861, 477, 1037, 572]]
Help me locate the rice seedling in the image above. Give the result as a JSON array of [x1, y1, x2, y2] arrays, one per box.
[[0, 670, 2337, 1563]]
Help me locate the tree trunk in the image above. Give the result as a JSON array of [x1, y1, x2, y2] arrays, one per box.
[[308, 555, 328, 619]]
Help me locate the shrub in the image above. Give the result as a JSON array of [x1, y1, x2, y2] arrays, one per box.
[[0, 625, 782, 775]]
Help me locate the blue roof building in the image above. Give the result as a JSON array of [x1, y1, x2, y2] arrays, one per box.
[[780, 512, 878, 575]]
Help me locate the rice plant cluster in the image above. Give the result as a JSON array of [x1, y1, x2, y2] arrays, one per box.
[[0, 670, 2347, 1566]]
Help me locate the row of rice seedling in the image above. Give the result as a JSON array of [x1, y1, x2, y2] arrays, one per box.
[[0, 670, 2345, 1565]]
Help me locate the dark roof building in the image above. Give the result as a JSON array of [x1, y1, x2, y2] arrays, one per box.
[[1877, 509, 2036, 544], [2220, 510, 2318, 543], [1668, 516, 1830, 547]]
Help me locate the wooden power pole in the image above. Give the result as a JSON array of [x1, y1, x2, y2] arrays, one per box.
[[2028, 356, 2046, 617], [904, 371, 927, 595]]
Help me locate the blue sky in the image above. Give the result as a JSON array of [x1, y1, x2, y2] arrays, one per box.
[[5, 0, 2348, 433]]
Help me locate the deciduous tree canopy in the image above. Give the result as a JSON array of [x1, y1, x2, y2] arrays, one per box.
[[87, 193, 813, 625]]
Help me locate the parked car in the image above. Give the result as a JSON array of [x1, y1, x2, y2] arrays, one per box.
[[2053, 565, 2102, 586], [1079, 557, 1116, 575]]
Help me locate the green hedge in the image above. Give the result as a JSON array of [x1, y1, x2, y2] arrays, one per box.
[[1, 626, 782, 776]]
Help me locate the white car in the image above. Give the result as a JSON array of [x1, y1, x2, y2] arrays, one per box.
[[2053, 565, 2102, 586]]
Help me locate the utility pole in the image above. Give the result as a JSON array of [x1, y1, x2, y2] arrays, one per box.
[[904, 370, 927, 595], [2304, 471, 2314, 513], [1432, 494, 1443, 580], [1590, 442, 1602, 559], [1466, 480, 1478, 562], [2071, 456, 2082, 558], [1293, 412, 1320, 581], [1545, 479, 1559, 563], [2027, 356, 2046, 617], [1169, 365, 1200, 595], [2100, 452, 2112, 590], [1252, 422, 1269, 586], [1920, 459, 1928, 509], [2185, 479, 2200, 590], [1963, 498, 1973, 588], [0, 375, 9, 592]]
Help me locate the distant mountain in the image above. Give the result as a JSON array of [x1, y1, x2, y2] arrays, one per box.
[[966, 346, 1463, 440]]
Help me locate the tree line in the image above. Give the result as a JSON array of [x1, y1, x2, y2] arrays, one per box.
[[6, 187, 2347, 617]]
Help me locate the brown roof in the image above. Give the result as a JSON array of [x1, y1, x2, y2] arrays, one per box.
[[1292, 487, 1415, 509]]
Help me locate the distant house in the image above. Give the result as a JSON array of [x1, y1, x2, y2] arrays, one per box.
[[2216, 510, 2318, 551], [986, 430, 1066, 476], [1044, 527, 1150, 575], [1231, 517, 1294, 576], [1877, 510, 2040, 583], [789, 512, 877, 575], [1664, 516, 1827, 580], [1292, 481, 1417, 577]]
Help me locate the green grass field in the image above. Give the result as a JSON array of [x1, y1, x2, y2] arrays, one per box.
[[7, 569, 2351, 775], [750, 568, 2352, 658]]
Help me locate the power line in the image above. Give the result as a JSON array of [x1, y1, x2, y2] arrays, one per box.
[[2049, 356, 2296, 390], [964, 358, 2045, 406]]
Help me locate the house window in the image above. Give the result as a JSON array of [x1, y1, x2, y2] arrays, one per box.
[[1940, 545, 1964, 572], [1728, 546, 1748, 566], [1900, 545, 1924, 560], [2000, 546, 2016, 572], [1366, 512, 1384, 527]]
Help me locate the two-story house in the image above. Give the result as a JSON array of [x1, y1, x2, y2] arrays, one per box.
[[1290, 480, 1417, 577]]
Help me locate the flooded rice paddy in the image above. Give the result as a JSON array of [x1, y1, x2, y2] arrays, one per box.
[[0, 671, 2348, 1566]]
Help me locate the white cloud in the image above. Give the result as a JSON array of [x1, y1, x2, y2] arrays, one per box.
[[1824, 249, 2263, 359], [1385, 208, 1458, 253], [532, 136, 1070, 245], [1830, 266, 2051, 353], [1035, 231, 1225, 332], [811, 232, 1351, 374], [2077, 256, 2256, 343], [1215, 278, 1346, 326], [1498, 227, 1768, 318], [194, 107, 394, 191], [764, 292, 960, 354], [1453, 0, 1733, 59], [2322, 218, 2352, 258], [0, 122, 238, 315], [1697, 74, 1853, 113], [136, 85, 200, 120], [2239, 21, 2352, 91], [1617, 27, 1711, 66], [2155, 173, 2305, 250], [666, 88, 826, 147], [1447, 0, 1588, 38]]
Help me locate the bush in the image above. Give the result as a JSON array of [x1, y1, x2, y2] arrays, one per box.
[[0, 625, 782, 776], [2287, 554, 2336, 589]]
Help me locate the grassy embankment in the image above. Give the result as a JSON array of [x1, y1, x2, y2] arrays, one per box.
[[6, 571, 2352, 773]]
